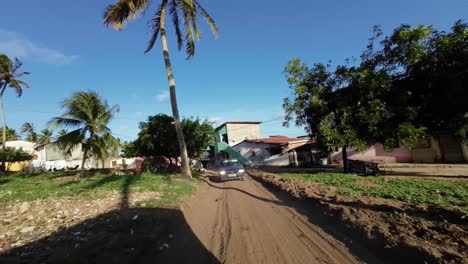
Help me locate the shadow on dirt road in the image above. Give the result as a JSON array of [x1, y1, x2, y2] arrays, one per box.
[[0, 175, 220, 264], [0, 207, 219, 264]]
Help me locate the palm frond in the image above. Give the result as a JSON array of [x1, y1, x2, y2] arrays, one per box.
[[194, 0, 218, 37], [53, 128, 85, 157], [13, 72, 30, 79], [37, 129, 55, 145], [49, 116, 84, 130], [145, 2, 165, 53], [12, 58, 22, 73], [169, 0, 183, 50], [184, 19, 196, 58], [0, 54, 11, 74], [104, 0, 150, 30], [9, 79, 30, 97], [191, 3, 201, 41]]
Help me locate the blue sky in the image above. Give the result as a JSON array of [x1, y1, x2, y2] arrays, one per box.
[[0, 0, 467, 141]]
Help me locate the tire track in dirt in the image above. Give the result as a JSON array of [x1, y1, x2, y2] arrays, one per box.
[[182, 174, 381, 264]]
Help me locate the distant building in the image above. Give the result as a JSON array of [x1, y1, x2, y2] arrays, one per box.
[[4, 140, 38, 172], [331, 135, 468, 164], [233, 136, 315, 166], [215, 121, 262, 146], [214, 121, 262, 165], [331, 143, 413, 164], [34, 143, 117, 170], [5, 140, 37, 155]]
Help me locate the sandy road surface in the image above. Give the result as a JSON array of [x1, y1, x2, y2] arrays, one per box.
[[180, 175, 381, 264]]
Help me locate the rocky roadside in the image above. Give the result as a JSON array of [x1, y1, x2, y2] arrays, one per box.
[[0, 191, 164, 253]]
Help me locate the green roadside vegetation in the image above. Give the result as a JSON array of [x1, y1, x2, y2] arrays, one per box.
[[279, 173, 468, 212], [0, 171, 201, 207]]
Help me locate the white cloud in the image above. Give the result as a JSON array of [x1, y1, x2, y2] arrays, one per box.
[[156, 91, 169, 102], [135, 111, 143, 117], [0, 30, 79, 65]]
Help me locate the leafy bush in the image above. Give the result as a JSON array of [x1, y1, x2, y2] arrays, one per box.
[[0, 147, 33, 163]]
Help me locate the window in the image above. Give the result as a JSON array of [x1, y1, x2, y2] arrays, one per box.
[[268, 147, 282, 155], [222, 133, 228, 144]]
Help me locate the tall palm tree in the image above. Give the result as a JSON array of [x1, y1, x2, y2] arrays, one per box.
[[104, 0, 218, 179], [49, 91, 119, 177], [37, 129, 55, 145], [21, 122, 38, 142], [0, 54, 30, 149]]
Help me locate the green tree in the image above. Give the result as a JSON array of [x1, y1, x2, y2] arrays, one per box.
[[49, 91, 119, 177], [182, 117, 215, 158], [361, 21, 468, 143], [0, 127, 20, 143], [0, 54, 30, 170], [37, 129, 55, 145], [104, 0, 218, 179], [90, 133, 121, 168], [125, 114, 214, 161], [283, 60, 367, 171], [21, 122, 38, 142], [121, 140, 138, 158], [284, 21, 468, 169], [0, 147, 33, 171]]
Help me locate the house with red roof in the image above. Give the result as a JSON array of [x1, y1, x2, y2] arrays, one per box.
[[232, 135, 315, 166]]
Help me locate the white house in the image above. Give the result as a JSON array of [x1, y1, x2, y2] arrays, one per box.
[[5, 140, 37, 155], [233, 136, 314, 166], [33, 143, 118, 171]]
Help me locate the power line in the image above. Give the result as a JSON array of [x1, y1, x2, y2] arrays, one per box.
[[223, 116, 285, 133]]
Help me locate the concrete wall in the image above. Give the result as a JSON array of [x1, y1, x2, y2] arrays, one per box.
[[226, 124, 261, 146], [462, 143, 468, 161], [6, 161, 30, 172], [331, 143, 413, 164], [412, 136, 467, 163], [44, 144, 84, 161], [412, 137, 442, 163]]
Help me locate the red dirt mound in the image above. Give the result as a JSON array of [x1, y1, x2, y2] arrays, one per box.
[[248, 169, 468, 264]]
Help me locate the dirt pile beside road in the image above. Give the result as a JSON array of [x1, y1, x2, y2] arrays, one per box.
[[248, 169, 468, 264]]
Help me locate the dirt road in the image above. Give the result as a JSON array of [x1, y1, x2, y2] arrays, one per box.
[[181, 175, 381, 264]]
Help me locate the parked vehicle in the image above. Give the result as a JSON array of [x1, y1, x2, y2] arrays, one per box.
[[217, 159, 245, 181]]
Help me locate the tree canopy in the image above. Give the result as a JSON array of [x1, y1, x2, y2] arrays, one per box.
[[0, 127, 20, 143], [21, 122, 38, 143], [123, 114, 214, 159], [50, 91, 119, 176], [0, 147, 33, 164], [283, 21, 468, 167]]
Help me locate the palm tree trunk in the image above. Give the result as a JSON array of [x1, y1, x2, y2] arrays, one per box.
[[80, 132, 94, 178], [159, 2, 192, 179], [80, 145, 89, 178], [0, 91, 7, 172]]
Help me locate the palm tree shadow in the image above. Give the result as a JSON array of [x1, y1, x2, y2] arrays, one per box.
[[0, 207, 219, 264], [119, 175, 134, 208]]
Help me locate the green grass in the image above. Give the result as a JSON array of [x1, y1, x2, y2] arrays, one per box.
[[279, 173, 468, 212], [0, 171, 198, 207]]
